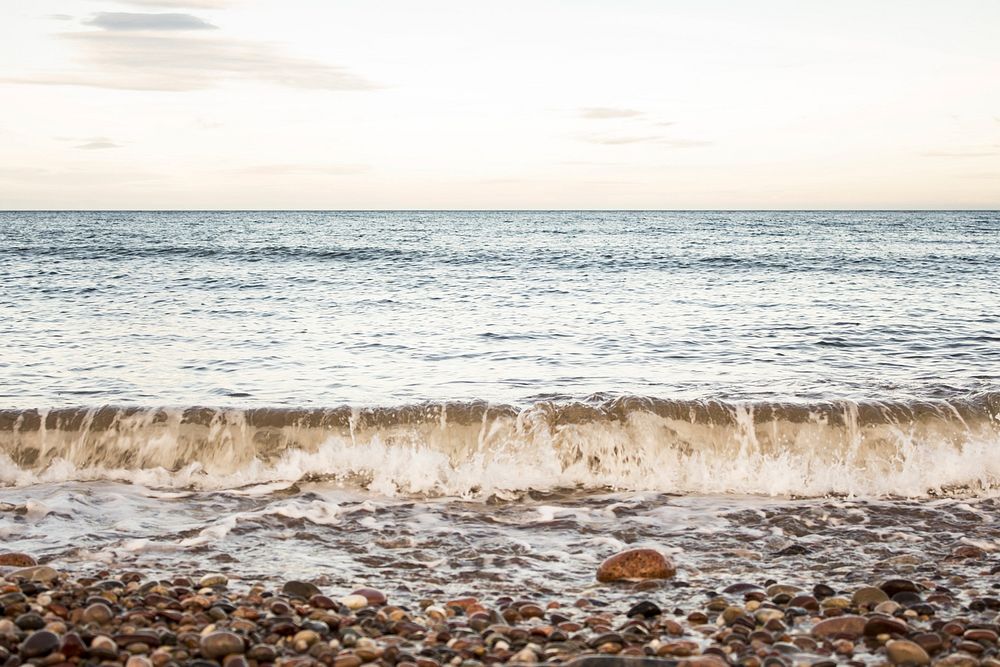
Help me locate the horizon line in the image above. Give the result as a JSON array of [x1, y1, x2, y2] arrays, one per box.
[[2, 209, 999, 214]]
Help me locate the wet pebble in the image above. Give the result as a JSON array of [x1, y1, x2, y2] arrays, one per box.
[[596, 549, 676, 582], [200, 631, 245, 659]]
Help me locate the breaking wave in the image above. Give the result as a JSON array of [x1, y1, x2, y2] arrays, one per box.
[[2, 394, 999, 498]]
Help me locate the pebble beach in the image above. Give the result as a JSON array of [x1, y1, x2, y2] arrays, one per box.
[[4, 542, 1000, 667]]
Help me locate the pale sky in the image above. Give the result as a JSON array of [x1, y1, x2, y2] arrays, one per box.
[[1, 0, 999, 209]]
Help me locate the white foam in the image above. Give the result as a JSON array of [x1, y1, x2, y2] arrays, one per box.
[[3, 402, 1000, 499]]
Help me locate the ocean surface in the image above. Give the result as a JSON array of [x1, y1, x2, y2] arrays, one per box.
[[2, 210, 999, 601]]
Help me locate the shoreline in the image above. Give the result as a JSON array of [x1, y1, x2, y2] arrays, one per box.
[[2, 551, 998, 667]]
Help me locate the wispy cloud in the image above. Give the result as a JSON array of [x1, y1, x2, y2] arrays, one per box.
[[585, 135, 662, 145], [84, 12, 218, 31], [0, 167, 160, 184], [580, 107, 643, 120], [112, 0, 231, 8], [75, 138, 121, 150], [583, 135, 712, 147], [230, 164, 369, 176], [921, 147, 1000, 158], [6, 31, 377, 92]]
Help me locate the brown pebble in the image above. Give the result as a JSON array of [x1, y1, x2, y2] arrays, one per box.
[[957, 640, 985, 654], [933, 655, 979, 667], [965, 629, 999, 643], [351, 588, 387, 606], [19, 630, 60, 658], [911, 632, 943, 654], [864, 615, 909, 637], [852, 586, 890, 608], [950, 545, 987, 559], [811, 615, 866, 639], [334, 652, 363, 667], [886, 639, 930, 665], [595, 548, 676, 582], [0, 552, 37, 567], [82, 602, 115, 625], [200, 631, 244, 659]]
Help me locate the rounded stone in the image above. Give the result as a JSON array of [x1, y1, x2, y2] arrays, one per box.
[[14, 612, 45, 630], [351, 588, 387, 605], [864, 615, 909, 637], [811, 615, 866, 639], [20, 630, 61, 658], [60, 632, 86, 658], [880, 579, 919, 596], [247, 644, 277, 662], [82, 602, 115, 625], [198, 574, 228, 588], [0, 553, 37, 567], [950, 545, 986, 560], [627, 601, 662, 618], [293, 629, 320, 652], [90, 635, 119, 659], [765, 584, 803, 598], [852, 586, 890, 608], [340, 594, 369, 610], [595, 548, 676, 582], [10, 565, 59, 583], [200, 631, 244, 659], [282, 580, 321, 599], [755, 608, 785, 623], [885, 639, 930, 665]]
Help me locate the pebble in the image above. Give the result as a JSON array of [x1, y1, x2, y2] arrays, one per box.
[[340, 594, 370, 610], [626, 601, 662, 618], [852, 585, 890, 608], [885, 639, 931, 665], [351, 587, 387, 605], [0, 552, 37, 567], [82, 601, 115, 624], [199, 573, 229, 588], [811, 615, 866, 638], [282, 580, 321, 599], [201, 631, 245, 659], [595, 548, 676, 582], [19, 630, 60, 658], [1, 567, 997, 667], [10, 565, 60, 582], [864, 614, 909, 636]]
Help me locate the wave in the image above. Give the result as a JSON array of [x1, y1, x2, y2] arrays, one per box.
[[2, 394, 999, 497]]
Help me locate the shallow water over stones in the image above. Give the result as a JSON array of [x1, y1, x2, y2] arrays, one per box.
[[3, 483, 1000, 613]]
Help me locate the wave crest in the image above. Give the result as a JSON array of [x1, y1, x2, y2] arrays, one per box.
[[2, 394, 999, 497]]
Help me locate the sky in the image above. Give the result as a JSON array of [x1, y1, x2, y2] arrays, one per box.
[[1, 0, 999, 209]]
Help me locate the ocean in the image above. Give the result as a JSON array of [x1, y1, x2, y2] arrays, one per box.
[[2, 210, 1000, 643]]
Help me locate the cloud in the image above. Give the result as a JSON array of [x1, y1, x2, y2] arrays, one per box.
[[112, 0, 231, 7], [0, 167, 160, 185], [6, 31, 377, 92], [921, 147, 1000, 158], [585, 135, 663, 145], [582, 135, 713, 147], [230, 164, 369, 176], [48, 14, 74, 21], [84, 12, 218, 31], [580, 107, 643, 119], [75, 139, 120, 150]]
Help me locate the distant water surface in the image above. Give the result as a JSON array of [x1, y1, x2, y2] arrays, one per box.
[[1, 210, 997, 406]]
